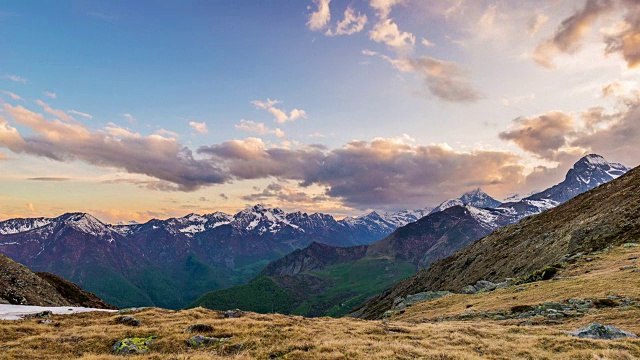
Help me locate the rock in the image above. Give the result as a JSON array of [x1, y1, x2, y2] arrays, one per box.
[[628, 256, 638, 260], [38, 319, 53, 325], [392, 291, 453, 311], [25, 310, 52, 319], [568, 323, 638, 340], [112, 336, 157, 355], [515, 287, 526, 292], [620, 266, 637, 271], [223, 309, 243, 318], [461, 285, 477, 294], [474, 280, 497, 293], [117, 307, 147, 314], [115, 316, 140, 326], [623, 243, 638, 248], [185, 324, 214, 333], [187, 335, 230, 347]]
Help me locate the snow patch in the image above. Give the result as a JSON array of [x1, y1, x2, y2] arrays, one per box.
[[0, 304, 116, 320]]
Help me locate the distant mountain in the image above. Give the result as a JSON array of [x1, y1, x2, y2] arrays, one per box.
[[0, 252, 114, 309], [0, 205, 428, 309], [351, 163, 640, 319], [190, 154, 629, 317], [429, 188, 501, 215]]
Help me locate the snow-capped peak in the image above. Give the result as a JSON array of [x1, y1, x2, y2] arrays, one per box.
[[430, 189, 500, 215], [61, 213, 113, 239], [0, 217, 53, 235]]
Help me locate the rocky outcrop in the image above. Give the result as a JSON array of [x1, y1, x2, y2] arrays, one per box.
[[568, 323, 638, 339], [35, 272, 117, 309]]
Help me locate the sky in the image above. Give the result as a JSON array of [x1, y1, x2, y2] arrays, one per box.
[[0, 0, 639, 223]]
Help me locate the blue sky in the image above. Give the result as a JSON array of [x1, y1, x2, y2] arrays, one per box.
[[0, 0, 639, 222]]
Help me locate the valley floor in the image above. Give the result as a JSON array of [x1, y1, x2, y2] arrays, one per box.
[[1, 245, 639, 359]]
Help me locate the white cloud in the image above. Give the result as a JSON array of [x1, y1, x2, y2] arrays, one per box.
[[189, 121, 208, 134], [43, 91, 57, 99], [307, 0, 332, 31], [251, 98, 307, 124], [370, 0, 404, 19], [421, 38, 435, 47], [67, 110, 93, 119], [325, 7, 368, 36], [370, 18, 416, 51], [235, 120, 285, 138], [1, 91, 22, 101], [122, 113, 137, 124], [2, 75, 27, 84], [35, 99, 75, 122]]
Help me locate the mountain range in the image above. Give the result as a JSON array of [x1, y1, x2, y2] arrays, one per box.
[[351, 160, 640, 319], [190, 154, 630, 316], [0, 202, 431, 309]]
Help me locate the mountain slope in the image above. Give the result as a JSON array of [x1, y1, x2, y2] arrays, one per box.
[[351, 164, 640, 319], [429, 188, 501, 214], [0, 253, 114, 309]]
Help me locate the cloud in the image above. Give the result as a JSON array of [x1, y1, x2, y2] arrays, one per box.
[[251, 99, 307, 123], [363, 52, 482, 102], [1, 91, 22, 101], [532, 0, 640, 68], [421, 38, 435, 47], [370, 18, 416, 51], [370, 0, 404, 19], [199, 137, 524, 208], [242, 182, 325, 204], [325, 7, 368, 36], [444, 0, 466, 19], [500, 93, 535, 108], [122, 113, 137, 124], [155, 128, 180, 139], [68, 110, 93, 119], [189, 121, 208, 134], [219, 193, 229, 200], [499, 112, 575, 160], [43, 91, 56, 99], [307, 0, 332, 31], [3, 75, 27, 84], [0, 152, 8, 161], [527, 13, 549, 36], [235, 120, 285, 138], [571, 89, 640, 166], [0, 104, 229, 191], [35, 100, 75, 122], [27, 177, 71, 181]]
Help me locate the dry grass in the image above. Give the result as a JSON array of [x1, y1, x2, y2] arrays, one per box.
[[1, 245, 639, 359]]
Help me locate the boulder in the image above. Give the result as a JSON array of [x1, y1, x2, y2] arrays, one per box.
[[223, 309, 243, 318], [115, 316, 140, 326], [112, 336, 157, 355], [187, 335, 230, 347], [185, 324, 214, 333], [568, 323, 638, 340], [461, 285, 477, 294]]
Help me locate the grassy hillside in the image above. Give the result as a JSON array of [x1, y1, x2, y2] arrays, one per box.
[[352, 165, 640, 319], [2, 243, 640, 359], [189, 257, 415, 317]]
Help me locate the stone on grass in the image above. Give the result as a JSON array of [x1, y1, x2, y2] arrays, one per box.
[[115, 315, 140, 326], [112, 336, 157, 355], [187, 335, 230, 347], [223, 309, 243, 318], [185, 323, 214, 333], [568, 323, 638, 340]]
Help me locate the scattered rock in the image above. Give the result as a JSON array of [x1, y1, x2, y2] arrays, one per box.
[[185, 324, 214, 333], [187, 335, 230, 347], [25, 310, 52, 319], [115, 316, 140, 326], [515, 287, 526, 292], [117, 307, 147, 315], [112, 336, 157, 355], [474, 280, 497, 293], [623, 243, 638, 248], [628, 256, 638, 260], [620, 265, 637, 271], [223, 309, 243, 318], [392, 291, 452, 311], [568, 323, 638, 340], [38, 319, 53, 325], [461, 285, 477, 294]]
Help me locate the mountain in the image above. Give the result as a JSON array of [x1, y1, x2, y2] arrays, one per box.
[[350, 163, 640, 320], [429, 188, 501, 214], [190, 154, 629, 317], [0, 205, 427, 309], [0, 252, 114, 309]]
